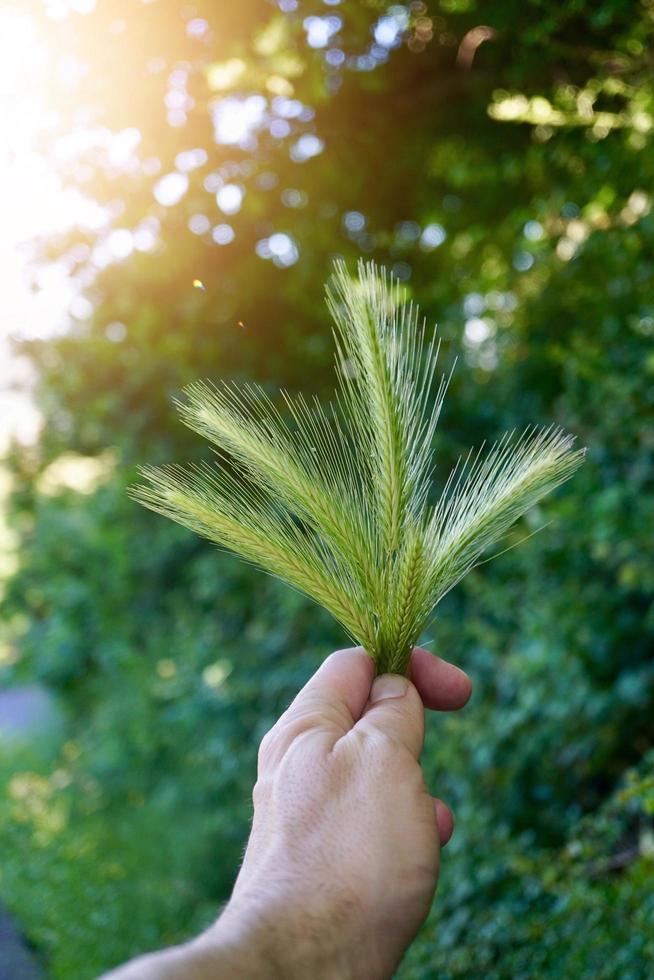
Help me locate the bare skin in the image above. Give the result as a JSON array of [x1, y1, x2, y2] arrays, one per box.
[[104, 646, 472, 979]]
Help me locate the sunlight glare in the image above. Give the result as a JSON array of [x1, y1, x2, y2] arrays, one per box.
[[0, 6, 112, 449]]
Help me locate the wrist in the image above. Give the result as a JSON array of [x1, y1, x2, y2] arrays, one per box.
[[202, 891, 369, 980]]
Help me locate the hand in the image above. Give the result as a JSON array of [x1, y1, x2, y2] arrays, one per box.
[[104, 647, 471, 980]]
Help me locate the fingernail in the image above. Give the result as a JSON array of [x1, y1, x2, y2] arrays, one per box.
[[370, 674, 409, 703]]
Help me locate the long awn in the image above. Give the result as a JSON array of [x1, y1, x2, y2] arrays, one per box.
[[132, 260, 584, 674]]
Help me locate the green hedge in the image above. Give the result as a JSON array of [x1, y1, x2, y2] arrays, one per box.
[[1, 0, 653, 975]]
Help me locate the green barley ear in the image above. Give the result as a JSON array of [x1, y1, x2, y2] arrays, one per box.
[[131, 260, 585, 675]]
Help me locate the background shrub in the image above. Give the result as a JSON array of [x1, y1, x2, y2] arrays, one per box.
[[1, 1, 653, 976]]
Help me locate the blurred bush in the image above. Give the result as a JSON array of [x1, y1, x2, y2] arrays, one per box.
[[1, 0, 653, 976]]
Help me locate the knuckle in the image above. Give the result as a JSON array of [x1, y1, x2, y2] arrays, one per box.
[[252, 776, 272, 808], [257, 728, 279, 771], [256, 697, 342, 774], [281, 709, 327, 740]]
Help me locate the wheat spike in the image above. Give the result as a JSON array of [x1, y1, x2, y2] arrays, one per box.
[[132, 260, 585, 674]]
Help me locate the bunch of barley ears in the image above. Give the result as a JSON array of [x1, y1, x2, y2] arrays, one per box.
[[132, 260, 584, 674]]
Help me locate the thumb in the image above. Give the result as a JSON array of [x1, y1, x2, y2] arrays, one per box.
[[355, 674, 425, 758]]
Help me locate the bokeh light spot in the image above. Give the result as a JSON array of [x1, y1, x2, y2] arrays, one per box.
[[153, 172, 189, 206], [256, 232, 299, 267], [524, 219, 544, 241], [290, 133, 324, 162], [513, 250, 535, 271], [186, 17, 208, 38], [106, 321, 127, 342], [303, 16, 341, 49], [106, 228, 134, 260], [212, 95, 267, 147], [188, 214, 211, 235], [216, 184, 244, 215], [344, 211, 366, 233], [212, 224, 235, 245], [420, 223, 446, 249], [464, 317, 491, 344]]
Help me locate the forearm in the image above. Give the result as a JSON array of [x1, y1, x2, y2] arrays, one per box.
[[101, 941, 219, 980], [101, 932, 251, 979], [101, 900, 361, 980]]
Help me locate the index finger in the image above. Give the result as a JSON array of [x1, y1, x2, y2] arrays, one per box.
[[409, 647, 472, 711], [264, 647, 374, 761]]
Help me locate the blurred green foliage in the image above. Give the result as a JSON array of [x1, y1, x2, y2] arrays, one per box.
[[1, 0, 654, 976]]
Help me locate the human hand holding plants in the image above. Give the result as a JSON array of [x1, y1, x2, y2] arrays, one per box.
[[118, 260, 580, 977], [105, 645, 471, 979]]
